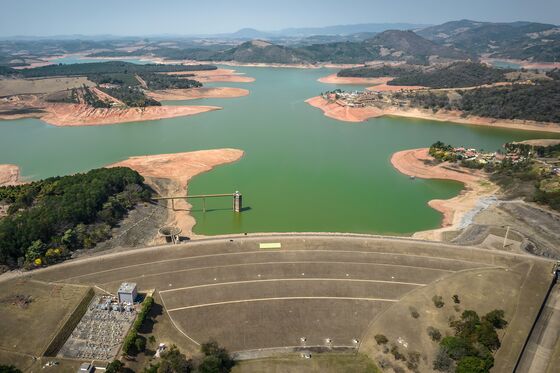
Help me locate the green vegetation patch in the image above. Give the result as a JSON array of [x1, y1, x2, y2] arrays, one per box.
[[100, 86, 161, 107], [389, 62, 510, 88], [337, 65, 419, 78], [122, 296, 154, 356], [0, 167, 151, 269], [16, 61, 216, 78], [433, 309, 507, 372], [399, 80, 560, 123]]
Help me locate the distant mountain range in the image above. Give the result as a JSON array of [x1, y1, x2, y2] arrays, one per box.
[[2, 20, 559, 66], [179, 30, 468, 65], [0, 23, 428, 41], [417, 20, 560, 62]]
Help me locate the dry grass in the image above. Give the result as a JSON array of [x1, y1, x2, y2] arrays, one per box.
[[0, 279, 89, 356], [232, 353, 380, 373], [0, 77, 94, 96]]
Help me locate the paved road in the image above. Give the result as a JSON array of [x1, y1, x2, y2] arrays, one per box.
[[516, 282, 560, 372]]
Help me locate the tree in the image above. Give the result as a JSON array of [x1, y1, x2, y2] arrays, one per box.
[[427, 326, 442, 342], [106, 360, 124, 373], [0, 366, 22, 373], [482, 309, 508, 329], [440, 336, 474, 360], [197, 356, 222, 373], [476, 321, 501, 351], [374, 334, 389, 345], [135, 335, 147, 353], [144, 345, 192, 373], [199, 340, 234, 372], [122, 330, 138, 355], [456, 356, 488, 373]]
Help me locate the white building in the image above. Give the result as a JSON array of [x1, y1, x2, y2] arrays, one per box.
[[117, 282, 138, 304]]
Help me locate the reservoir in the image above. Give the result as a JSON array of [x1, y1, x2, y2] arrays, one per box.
[[0, 65, 558, 235]]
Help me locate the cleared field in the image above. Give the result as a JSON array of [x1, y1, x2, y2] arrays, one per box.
[[0, 76, 94, 96], [0, 279, 89, 362]]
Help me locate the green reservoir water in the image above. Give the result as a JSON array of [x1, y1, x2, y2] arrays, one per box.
[[1, 66, 559, 235]]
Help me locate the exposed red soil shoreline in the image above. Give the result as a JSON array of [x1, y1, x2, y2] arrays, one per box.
[[305, 96, 560, 133], [146, 87, 249, 101], [108, 149, 244, 239], [390, 148, 498, 240], [40, 103, 221, 126], [0, 164, 22, 187]]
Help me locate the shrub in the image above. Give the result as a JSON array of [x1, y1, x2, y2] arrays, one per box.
[[0, 366, 22, 373], [374, 334, 389, 345], [432, 295, 445, 308], [409, 306, 420, 319], [390, 344, 406, 361], [135, 335, 146, 353], [433, 348, 454, 372], [452, 294, 460, 304], [427, 326, 442, 342], [105, 360, 124, 373]]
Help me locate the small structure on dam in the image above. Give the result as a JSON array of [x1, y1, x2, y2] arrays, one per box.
[[158, 226, 182, 244]]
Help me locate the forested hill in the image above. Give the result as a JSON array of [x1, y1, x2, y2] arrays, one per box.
[[209, 40, 311, 64], [0, 167, 151, 270], [13, 61, 216, 78], [338, 62, 511, 88], [194, 31, 469, 65], [417, 20, 560, 62]]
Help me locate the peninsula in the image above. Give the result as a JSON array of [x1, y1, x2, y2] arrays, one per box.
[[0, 62, 253, 126], [108, 149, 244, 238]]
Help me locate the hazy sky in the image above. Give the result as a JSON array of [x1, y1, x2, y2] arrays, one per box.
[[1, 0, 559, 36]]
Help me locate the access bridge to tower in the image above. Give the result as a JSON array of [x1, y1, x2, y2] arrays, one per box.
[[152, 191, 243, 213]]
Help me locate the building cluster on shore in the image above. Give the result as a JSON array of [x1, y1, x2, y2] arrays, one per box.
[[321, 89, 412, 109], [431, 140, 560, 176]]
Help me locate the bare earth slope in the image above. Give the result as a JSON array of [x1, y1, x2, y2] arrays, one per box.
[[108, 149, 244, 238], [146, 87, 249, 101], [0, 164, 21, 187], [40, 103, 221, 126]]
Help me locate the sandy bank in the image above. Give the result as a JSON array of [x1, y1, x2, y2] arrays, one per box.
[[36, 103, 220, 126], [108, 149, 244, 239], [317, 73, 426, 91], [146, 87, 249, 101], [167, 68, 255, 83], [305, 96, 386, 122], [305, 96, 560, 133], [0, 164, 22, 187], [390, 148, 498, 240]]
